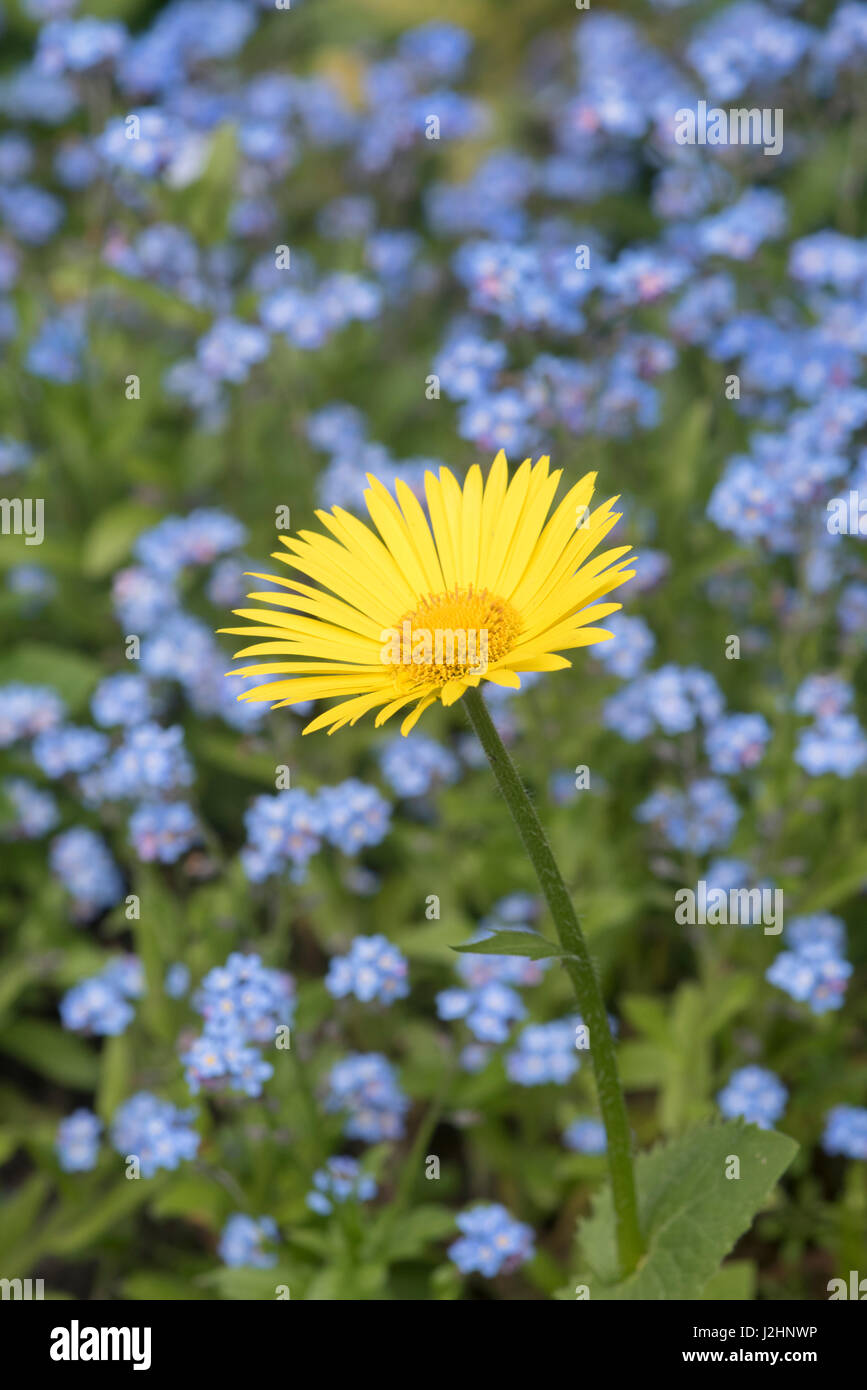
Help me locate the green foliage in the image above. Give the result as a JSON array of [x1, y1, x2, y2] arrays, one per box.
[[574, 1122, 798, 1300], [0, 0, 863, 1307]]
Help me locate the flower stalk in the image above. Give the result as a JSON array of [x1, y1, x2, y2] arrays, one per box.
[[463, 685, 643, 1279]]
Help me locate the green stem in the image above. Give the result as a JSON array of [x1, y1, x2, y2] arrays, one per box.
[[463, 686, 643, 1278]]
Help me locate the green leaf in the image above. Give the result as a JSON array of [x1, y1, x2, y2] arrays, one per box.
[[793, 844, 867, 916], [82, 502, 162, 578], [0, 959, 41, 1025], [617, 1041, 668, 1090], [577, 1120, 798, 1299], [45, 1180, 164, 1257], [181, 123, 239, 243], [701, 973, 758, 1036], [621, 994, 670, 1046], [0, 1020, 98, 1089], [699, 1261, 757, 1301], [150, 1174, 225, 1226], [96, 1032, 133, 1123], [656, 399, 710, 502], [451, 930, 572, 962], [5, 1178, 161, 1272], [0, 1174, 51, 1262], [369, 1204, 455, 1262], [430, 1262, 462, 1300]]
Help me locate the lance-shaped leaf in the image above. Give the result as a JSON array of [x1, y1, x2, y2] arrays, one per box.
[[451, 930, 574, 962], [575, 1120, 798, 1299]]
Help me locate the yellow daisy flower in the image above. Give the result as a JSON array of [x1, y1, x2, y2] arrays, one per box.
[[221, 451, 636, 735]]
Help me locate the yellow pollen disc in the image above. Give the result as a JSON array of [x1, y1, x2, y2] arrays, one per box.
[[387, 585, 521, 691]]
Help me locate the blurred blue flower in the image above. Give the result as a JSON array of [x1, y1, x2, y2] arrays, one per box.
[[56, 1109, 102, 1173], [449, 1203, 534, 1277], [306, 1157, 377, 1215], [111, 1092, 199, 1177], [2, 777, 59, 839], [717, 1065, 787, 1129], [822, 1105, 867, 1160], [635, 778, 740, 853], [705, 713, 771, 774], [129, 801, 199, 863], [218, 1214, 278, 1268], [324, 1053, 408, 1142], [379, 733, 460, 797], [326, 935, 409, 1006], [50, 827, 124, 919], [563, 1119, 607, 1155], [507, 1018, 581, 1086]]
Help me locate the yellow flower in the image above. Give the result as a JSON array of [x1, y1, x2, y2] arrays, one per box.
[[221, 452, 636, 735]]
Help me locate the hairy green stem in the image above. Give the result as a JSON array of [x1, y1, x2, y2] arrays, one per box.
[[464, 685, 643, 1278]]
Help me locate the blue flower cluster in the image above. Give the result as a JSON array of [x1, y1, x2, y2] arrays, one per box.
[[324, 1053, 408, 1142], [32, 724, 109, 777], [590, 613, 656, 680], [182, 952, 295, 1099], [107, 509, 287, 736], [702, 858, 776, 925], [717, 1066, 788, 1129], [766, 914, 852, 1014], [49, 826, 125, 920], [378, 733, 461, 798], [1, 618, 215, 902], [793, 676, 867, 778], [603, 664, 723, 740], [437, 935, 547, 1046], [306, 1158, 378, 1215], [448, 1203, 534, 1278], [436, 896, 547, 1050], [128, 801, 200, 864], [6, 563, 57, 612], [55, 1108, 102, 1173], [110, 1091, 200, 1177], [1, 777, 59, 839], [705, 713, 772, 775], [305, 405, 436, 512], [822, 1106, 867, 1161], [1, 0, 860, 596], [563, 1119, 607, 1156], [165, 962, 191, 999], [241, 781, 391, 882], [90, 674, 154, 729], [325, 935, 409, 1006], [218, 1214, 279, 1269], [506, 1018, 582, 1087], [317, 781, 393, 855], [60, 954, 144, 1036], [635, 778, 741, 854], [0, 684, 65, 745]]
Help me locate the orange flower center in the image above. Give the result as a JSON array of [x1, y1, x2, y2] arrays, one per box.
[[384, 585, 521, 691]]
